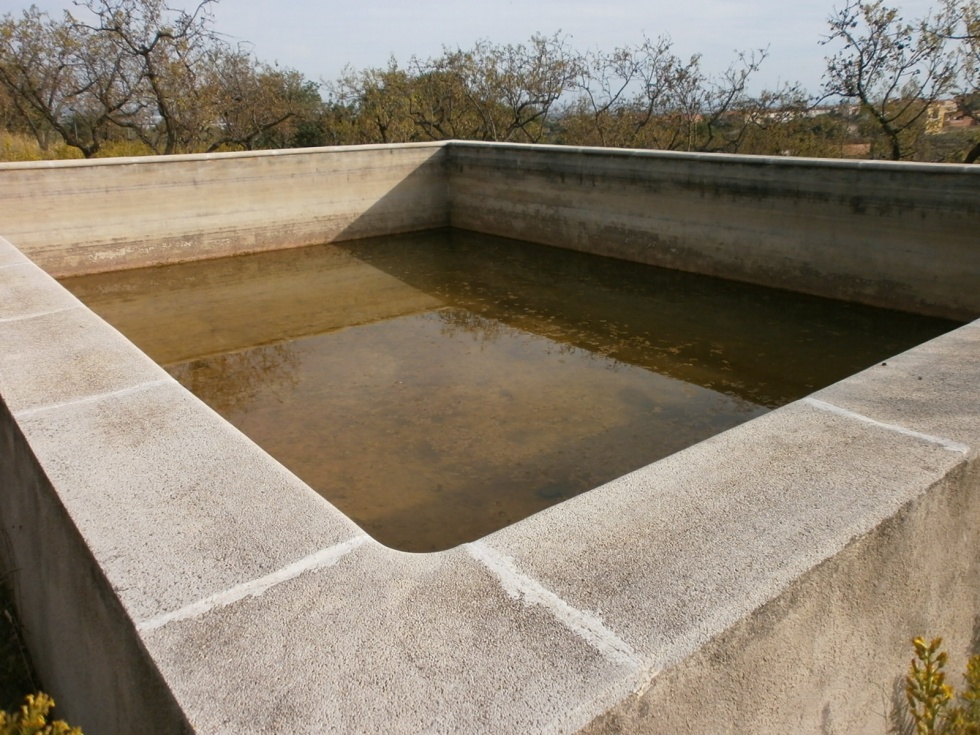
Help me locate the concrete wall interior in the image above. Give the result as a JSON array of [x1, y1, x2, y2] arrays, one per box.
[[3, 141, 978, 318], [0, 143, 448, 278], [0, 142, 979, 734], [448, 143, 980, 320]]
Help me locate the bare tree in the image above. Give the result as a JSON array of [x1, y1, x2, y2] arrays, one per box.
[[0, 6, 133, 156], [736, 86, 852, 157], [934, 0, 980, 161], [564, 36, 677, 148], [404, 51, 483, 140], [561, 36, 771, 153], [332, 59, 417, 144], [464, 33, 580, 142], [822, 0, 960, 160], [333, 34, 580, 144], [74, 0, 219, 154], [204, 47, 315, 151], [659, 48, 771, 153], [400, 34, 580, 143], [962, 1, 980, 161], [1, 0, 321, 156]]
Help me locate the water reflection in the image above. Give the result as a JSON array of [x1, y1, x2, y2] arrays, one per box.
[[167, 344, 300, 416], [171, 309, 765, 551], [338, 230, 961, 407], [62, 244, 441, 365], [60, 230, 960, 552]]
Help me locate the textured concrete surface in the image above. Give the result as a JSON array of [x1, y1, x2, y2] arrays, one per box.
[[811, 321, 980, 447], [484, 400, 969, 657], [0, 397, 194, 735], [0, 260, 82, 321], [141, 544, 636, 734], [0, 239, 28, 267], [578, 461, 980, 735], [1, 145, 979, 734], [0, 304, 168, 414], [487, 398, 978, 734], [13, 381, 363, 623]]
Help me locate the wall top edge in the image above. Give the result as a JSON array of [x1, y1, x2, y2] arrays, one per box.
[[444, 139, 980, 174], [0, 141, 451, 171], [4, 139, 978, 174]]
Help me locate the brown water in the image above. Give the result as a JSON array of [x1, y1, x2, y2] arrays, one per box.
[[61, 229, 960, 552]]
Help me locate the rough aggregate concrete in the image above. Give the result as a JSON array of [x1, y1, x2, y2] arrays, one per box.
[[813, 321, 980, 447]]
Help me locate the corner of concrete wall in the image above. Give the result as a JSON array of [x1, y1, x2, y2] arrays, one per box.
[[0, 395, 193, 734], [579, 459, 980, 734], [569, 319, 980, 733]]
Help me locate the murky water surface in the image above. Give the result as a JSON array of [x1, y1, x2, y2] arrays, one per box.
[[61, 230, 959, 551]]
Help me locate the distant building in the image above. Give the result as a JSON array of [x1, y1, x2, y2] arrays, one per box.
[[841, 142, 872, 158], [802, 103, 860, 119], [925, 99, 977, 134]]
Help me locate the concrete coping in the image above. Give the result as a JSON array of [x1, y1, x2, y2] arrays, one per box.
[[0, 141, 449, 171], [450, 140, 980, 173], [2, 224, 980, 732], [5, 139, 980, 175]]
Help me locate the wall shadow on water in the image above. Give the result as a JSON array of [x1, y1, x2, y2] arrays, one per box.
[[335, 228, 961, 408]]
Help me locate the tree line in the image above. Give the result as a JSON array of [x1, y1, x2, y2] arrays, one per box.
[[1, 0, 978, 162]]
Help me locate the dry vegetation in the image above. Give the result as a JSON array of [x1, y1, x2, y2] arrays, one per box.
[[1, 0, 977, 163]]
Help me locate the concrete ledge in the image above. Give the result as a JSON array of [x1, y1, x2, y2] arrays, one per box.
[[582, 459, 980, 734], [1, 145, 979, 733]]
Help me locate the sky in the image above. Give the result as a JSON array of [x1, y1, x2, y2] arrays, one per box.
[[23, 0, 942, 94]]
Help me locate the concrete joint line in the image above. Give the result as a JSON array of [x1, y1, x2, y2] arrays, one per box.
[[137, 535, 369, 633], [0, 262, 29, 271], [0, 305, 81, 324], [466, 541, 643, 668], [803, 397, 971, 455], [12, 378, 173, 420]]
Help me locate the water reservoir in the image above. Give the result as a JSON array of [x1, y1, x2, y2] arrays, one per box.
[[61, 228, 959, 551]]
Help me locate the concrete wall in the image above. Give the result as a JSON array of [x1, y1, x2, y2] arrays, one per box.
[[449, 142, 980, 320], [0, 143, 447, 277], [4, 141, 979, 320], [1, 143, 979, 734]]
